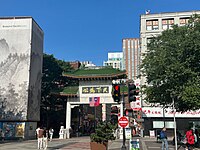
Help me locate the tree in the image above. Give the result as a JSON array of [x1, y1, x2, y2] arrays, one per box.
[[41, 54, 74, 130], [90, 121, 116, 144], [141, 14, 200, 112]]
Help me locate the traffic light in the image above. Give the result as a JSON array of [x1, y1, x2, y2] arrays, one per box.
[[125, 109, 133, 117], [112, 84, 121, 103], [128, 83, 137, 102]]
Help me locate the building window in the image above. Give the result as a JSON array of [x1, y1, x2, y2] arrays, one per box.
[[146, 20, 159, 31], [162, 19, 174, 30], [179, 17, 189, 26]]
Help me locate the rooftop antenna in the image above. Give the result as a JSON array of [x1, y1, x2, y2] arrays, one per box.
[[145, 10, 150, 14]]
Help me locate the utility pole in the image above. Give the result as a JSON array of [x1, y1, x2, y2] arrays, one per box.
[[172, 95, 177, 150]]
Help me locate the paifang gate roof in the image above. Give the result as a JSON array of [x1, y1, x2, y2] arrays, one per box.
[[51, 67, 127, 98], [62, 67, 127, 80]]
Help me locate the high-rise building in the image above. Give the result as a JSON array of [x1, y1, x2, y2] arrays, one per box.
[[122, 38, 140, 80], [0, 17, 43, 139], [103, 52, 123, 70]]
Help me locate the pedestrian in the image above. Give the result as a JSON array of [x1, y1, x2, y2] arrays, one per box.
[[186, 129, 195, 150], [194, 129, 199, 148], [36, 127, 44, 150], [43, 128, 48, 150], [49, 128, 54, 141], [160, 127, 169, 150]]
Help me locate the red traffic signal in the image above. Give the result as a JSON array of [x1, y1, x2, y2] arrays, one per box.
[[112, 84, 121, 103], [114, 85, 119, 91]]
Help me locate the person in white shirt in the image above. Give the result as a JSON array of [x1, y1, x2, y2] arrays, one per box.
[[49, 128, 54, 141], [36, 127, 44, 150]]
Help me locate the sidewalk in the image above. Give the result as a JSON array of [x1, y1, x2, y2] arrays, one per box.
[[108, 138, 130, 150], [0, 136, 145, 150]]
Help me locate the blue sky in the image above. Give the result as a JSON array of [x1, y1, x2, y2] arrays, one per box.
[[0, 0, 200, 66]]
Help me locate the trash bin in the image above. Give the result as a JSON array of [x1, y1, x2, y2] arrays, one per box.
[[149, 130, 155, 137]]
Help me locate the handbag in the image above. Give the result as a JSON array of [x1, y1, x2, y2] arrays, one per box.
[[181, 137, 187, 144]]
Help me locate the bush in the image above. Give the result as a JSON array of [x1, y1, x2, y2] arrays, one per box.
[[90, 121, 116, 144]]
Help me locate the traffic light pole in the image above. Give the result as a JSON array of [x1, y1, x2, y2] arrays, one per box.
[[121, 83, 126, 150]]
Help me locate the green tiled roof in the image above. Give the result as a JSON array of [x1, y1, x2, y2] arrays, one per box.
[[52, 86, 79, 95], [63, 67, 126, 78], [61, 86, 79, 94]]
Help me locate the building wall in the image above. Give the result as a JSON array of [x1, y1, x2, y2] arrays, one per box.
[[140, 10, 200, 86], [140, 11, 200, 136], [79, 80, 115, 104], [122, 38, 140, 80], [143, 117, 200, 137], [0, 17, 43, 121], [28, 19, 44, 121], [103, 52, 124, 70]]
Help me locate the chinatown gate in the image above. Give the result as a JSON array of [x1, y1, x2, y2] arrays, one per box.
[[60, 67, 126, 138]]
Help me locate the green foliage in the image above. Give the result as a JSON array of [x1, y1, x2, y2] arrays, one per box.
[[90, 121, 116, 144], [41, 53, 74, 128], [141, 14, 200, 112]]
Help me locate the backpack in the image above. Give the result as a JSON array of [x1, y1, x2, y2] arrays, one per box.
[[38, 129, 44, 138], [188, 134, 195, 144], [160, 131, 165, 139], [186, 130, 195, 145]]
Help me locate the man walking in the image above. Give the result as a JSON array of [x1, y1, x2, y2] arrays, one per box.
[[43, 128, 48, 150], [160, 127, 169, 150], [36, 127, 44, 150], [49, 128, 54, 141]]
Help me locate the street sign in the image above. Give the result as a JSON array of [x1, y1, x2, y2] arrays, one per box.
[[118, 116, 129, 128], [130, 139, 140, 150]]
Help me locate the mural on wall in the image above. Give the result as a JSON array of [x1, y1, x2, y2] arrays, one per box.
[[0, 18, 43, 121], [0, 38, 29, 120], [0, 122, 25, 138], [15, 122, 25, 137]]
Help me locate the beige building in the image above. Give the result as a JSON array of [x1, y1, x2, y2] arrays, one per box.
[[122, 38, 140, 80], [140, 10, 200, 59], [140, 10, 200, 137], [140, 10, 200, 101]]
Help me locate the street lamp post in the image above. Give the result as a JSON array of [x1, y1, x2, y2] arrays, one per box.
[[46, 106, 50, 129], [163, 106, 166, 128], [172, 94, 177, 150]]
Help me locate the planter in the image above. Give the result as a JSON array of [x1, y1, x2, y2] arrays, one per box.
[[90, 142, 108, 150]]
